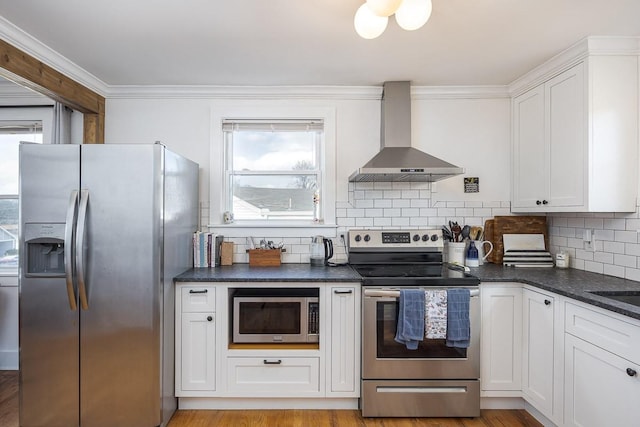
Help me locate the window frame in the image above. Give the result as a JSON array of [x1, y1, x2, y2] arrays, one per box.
[[210, 103, 336, 237]]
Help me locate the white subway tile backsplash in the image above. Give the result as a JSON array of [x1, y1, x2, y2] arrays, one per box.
[[584, 261, 604, 274], [604, 218, 626, 230], [355, 217, 374, 227], [604, 264, 625, 277], [383, 208, 401, 217], [401, 208, 420, 217], [410, 199, 431, 208], [392, 199, 411, 208], [374, 199, 393, 208], [455, 208, 474, 217], [603, 240, 625, 254], [374, 217, 393, 227], [383, 190, 402, 199], [401, 190, 419, 199], [391, 217, 411, 227], [594, 229, 614, 241], [584, 218, 604, 229], [365, 208, 383, 217], [594, 252, 614, 264], [615, 230, 638, 243], [355, 199, 374, 209], [566, 217, 585, 228], [614, 253, 636, 268]]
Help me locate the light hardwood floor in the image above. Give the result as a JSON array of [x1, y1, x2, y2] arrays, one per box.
[[0, 371, 542, 427]]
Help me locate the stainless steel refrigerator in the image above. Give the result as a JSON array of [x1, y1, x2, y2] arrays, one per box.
[[18, 143, 198, 427]]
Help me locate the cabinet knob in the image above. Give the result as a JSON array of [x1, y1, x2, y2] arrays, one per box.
[[207, 316, 213, 322], [542, 200, 549, 205], [627, 368, 637, 377], [544, 299, 551, 306], [536, 200, 542, 205]]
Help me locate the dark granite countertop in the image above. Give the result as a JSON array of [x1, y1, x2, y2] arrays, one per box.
[[174, 263, 640, 321], [472, 263, 640, 321], [174, 264, 362, 283]]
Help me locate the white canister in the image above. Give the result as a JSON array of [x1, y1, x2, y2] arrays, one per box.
[[473, 240, 494, 265], [447, 242, 467, 266], [556, 251, 569, 268]]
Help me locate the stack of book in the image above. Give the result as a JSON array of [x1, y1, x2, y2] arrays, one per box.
[[193, 232, 224, 267]]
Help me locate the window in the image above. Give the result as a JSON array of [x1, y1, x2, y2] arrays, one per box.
[[0, 120, 43, 275], [211, 104, 336, 234], [223, 120, 323, 222]]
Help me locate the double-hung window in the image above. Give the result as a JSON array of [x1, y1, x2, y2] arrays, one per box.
[[223, 119, 324, 222], [0, 120, 43, 275]]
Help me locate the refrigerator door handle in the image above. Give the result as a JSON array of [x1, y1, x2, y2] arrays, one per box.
[[76, 189, 90, 310], [64, 190, 78, 311]]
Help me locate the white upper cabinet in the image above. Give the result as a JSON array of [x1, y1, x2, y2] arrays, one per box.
[[511, 38, 639, 213]]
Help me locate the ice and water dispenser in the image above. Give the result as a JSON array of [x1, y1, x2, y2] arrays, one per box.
[[24, 223, 66, 276]]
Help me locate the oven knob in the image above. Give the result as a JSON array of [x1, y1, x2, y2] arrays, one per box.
[[364, 234, 371, 242], [431, 234, 439, 242], [412, 234, 420, 242], [422, 234, 429, 242], [354, 234, 361, 242]]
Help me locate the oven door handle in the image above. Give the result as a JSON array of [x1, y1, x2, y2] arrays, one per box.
[[364, 289, 479, 298]]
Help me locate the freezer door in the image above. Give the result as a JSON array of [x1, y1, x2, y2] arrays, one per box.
[[79, 144, 163, 427], [19, 144, 80, 427]]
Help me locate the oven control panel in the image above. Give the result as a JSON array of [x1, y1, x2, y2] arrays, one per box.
[[348, 229, 444, 250]]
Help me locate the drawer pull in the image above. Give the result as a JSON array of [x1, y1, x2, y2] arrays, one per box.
[[334, 289, 353, 294], [627, 368, 637, 377], [189, 289, 208, 294], [544, 299, 551, 306], [263, 359, 282, 365]]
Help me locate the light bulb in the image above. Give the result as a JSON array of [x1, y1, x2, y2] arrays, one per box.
[[366, 0, 403, 17], [395, 0, 432, 31], [354, 3, 388, 39]]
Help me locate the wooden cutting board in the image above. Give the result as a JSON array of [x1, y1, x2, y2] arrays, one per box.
[[484, 216, 548, 264]]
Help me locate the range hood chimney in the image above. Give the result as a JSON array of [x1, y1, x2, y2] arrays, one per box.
[[349, 81, 464, 182]]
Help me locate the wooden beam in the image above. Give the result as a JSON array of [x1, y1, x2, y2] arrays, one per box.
[[0, 38, 105, 144]]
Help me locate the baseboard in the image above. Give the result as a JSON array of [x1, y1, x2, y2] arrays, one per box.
[[179, 397, 359, 410], [481, 396, 525, 410], [524, 401, 558, 427], [0, 350, 18, 370]]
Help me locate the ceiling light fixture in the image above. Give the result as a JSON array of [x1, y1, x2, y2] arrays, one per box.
[[354, 0, 432, 39]]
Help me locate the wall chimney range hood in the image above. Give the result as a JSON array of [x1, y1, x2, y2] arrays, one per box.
[[349, 81, 464, 182]]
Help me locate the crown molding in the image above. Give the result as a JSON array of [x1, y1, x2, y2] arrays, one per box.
[[0, 16, 108, 96], [509, 36, 640, 97], [412, 85, 510, 99], [105, 85, 383, 100]]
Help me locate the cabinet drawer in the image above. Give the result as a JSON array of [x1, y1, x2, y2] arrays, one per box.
[[565, 301, 640, 363], [181, 286, 216, 313], [226, 357, 320, 395]]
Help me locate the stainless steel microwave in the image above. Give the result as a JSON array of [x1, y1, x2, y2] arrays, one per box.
[[232, 288, 319, 344]]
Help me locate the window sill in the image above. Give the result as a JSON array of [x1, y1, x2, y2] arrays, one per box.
[[207, 223, 338, 238]]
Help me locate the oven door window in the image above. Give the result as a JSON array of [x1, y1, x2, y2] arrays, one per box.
[[377, 300, 467, 358], [238, 301, 301, 335]]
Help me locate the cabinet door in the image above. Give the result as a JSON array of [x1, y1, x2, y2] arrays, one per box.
[[547, 62, 585, 208], [512, 85, 546, 210], [180, 312, 216, 391], [564, 334, 640, 427], [329, 286, 359, 394], [522, 289, 555, 416], [480, 285, 522, 392]]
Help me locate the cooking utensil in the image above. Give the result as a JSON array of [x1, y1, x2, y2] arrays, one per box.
[[450, 222, 461, 242], [442, 225, 453, 242], [461, 225, 471, 241]]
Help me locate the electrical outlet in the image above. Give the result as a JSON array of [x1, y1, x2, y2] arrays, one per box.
[[585, 239, 595, 251]]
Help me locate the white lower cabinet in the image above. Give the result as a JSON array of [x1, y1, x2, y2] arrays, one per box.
[[328, 286, 360, 395], [564, 334, 640, 427], [480, 283, 523, 393], [564, 301, 640, 426], [180, 312, 216, 391], [175, 285, 216, 394], [522, 288, 562, 424], [226, 357, 320, 395]]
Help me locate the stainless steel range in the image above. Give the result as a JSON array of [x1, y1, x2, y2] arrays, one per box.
[[348, 228, 481, 418]]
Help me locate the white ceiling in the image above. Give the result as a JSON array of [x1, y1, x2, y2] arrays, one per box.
[[0, 0, 639, 87]]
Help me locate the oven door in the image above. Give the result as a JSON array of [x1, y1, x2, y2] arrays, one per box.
[[362, 287, 480, 380]]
